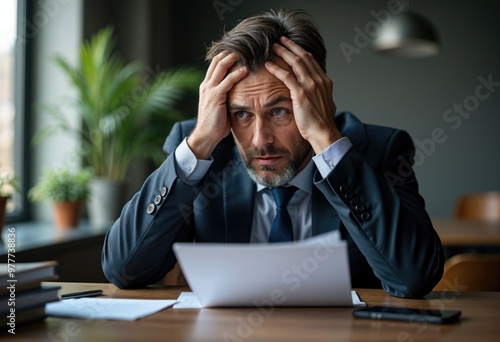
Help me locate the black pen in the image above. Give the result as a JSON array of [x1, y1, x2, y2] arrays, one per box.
[[60, 289, 103, 300]]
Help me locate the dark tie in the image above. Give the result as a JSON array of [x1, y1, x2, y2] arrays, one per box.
[[269, 186, 297, 242]]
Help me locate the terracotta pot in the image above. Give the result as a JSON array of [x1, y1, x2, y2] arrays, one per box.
[[88, 178, 127, 230], [53, 201, 81, 229]]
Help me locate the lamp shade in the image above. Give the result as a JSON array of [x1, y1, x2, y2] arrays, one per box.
[[371, 10, 441, 58]]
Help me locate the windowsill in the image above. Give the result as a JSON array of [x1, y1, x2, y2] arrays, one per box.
[[0, 220, 109, 255]]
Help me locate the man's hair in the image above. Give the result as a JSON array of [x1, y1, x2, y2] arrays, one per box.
[[206, 9, 327, 72]]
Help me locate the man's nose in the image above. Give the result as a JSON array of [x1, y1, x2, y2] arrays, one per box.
[[252, 118, 274, 147]]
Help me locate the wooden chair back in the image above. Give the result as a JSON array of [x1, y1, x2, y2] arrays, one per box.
[[453, 192, 500, 220], [434, 253, 500, 291]]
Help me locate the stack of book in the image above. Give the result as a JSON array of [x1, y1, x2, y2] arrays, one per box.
[[1, 261, 60, 331]]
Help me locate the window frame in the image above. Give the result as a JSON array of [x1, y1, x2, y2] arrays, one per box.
[[6, 0, 32, 223]]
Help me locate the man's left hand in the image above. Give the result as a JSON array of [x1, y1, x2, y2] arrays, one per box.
[[265, 36, 343, 154]]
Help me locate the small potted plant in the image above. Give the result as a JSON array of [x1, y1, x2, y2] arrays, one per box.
[[29, 167, 92, 229], [0, 164, 21, 234]]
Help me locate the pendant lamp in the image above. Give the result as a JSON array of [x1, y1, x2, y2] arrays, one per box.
[[371, 4, 441, 58]]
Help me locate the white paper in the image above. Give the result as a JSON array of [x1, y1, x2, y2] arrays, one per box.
[[351, 291, 366, 307], [45, 298, 178, 321], [173, 292, 203, 309], [174, 233, 353, 307], [174, 291, 365, 309]]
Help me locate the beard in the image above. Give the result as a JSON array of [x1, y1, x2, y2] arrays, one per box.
[[239, 141, 312, 187]]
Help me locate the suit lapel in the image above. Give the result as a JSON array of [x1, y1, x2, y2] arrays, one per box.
[[223, 148, 255, 242]]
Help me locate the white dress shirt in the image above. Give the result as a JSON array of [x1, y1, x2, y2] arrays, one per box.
[[174, 136, 352, 242]]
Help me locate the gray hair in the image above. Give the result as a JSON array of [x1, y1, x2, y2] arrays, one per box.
[[206, 9, 327, 72]]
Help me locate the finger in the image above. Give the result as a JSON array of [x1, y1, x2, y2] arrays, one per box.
[[272, 43, 313, 79], [279, 36, 323, 74], [273, 37, 323, 77], [273, 40, 332, 97], [205, 52, 239, 86], [204, 51, 230, 81], [218, 66, 248, 93], [264, 60, 300, 93]]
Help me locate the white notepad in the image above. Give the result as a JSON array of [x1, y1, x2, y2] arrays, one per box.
[[46, 298, 177, 320]]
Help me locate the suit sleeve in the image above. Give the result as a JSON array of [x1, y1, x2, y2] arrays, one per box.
[[101, 121, 199, 288], [314, 129, 444, 298]]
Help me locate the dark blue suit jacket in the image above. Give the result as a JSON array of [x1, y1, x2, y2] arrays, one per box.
[[102, 112, 444, 298]]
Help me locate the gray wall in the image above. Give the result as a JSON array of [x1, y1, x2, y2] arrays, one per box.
[[167, 0, 500, 216]]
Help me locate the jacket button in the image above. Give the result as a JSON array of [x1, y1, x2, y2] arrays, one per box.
[[340, 184, 349, 193], [350, 197, 360, 206], [154, 195, 162, 205], [147, 204, 155, 214], [344, 191, 354, 200], [161, 186, 168, 197], [361, 212, 371, 221], [355, 204, 365, 212]]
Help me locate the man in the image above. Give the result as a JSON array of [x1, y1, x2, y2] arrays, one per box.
[[102, 9, 444, 298]]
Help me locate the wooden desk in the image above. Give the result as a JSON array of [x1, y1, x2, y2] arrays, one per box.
[[432, 217, 500, 246], [2, 282, 499, 341]]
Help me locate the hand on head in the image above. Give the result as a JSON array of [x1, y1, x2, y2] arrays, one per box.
[[265, 36, 342, 153], [188, 51, 248, 160]]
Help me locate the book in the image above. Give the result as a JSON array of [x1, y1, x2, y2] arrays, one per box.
[[0, 285, 61, 315], [0, 275, 59, 296], [1, 305, 46, 329], [0, 261, 58, 296], [0, 261, 60, 330], [0, 261, 58, 286]]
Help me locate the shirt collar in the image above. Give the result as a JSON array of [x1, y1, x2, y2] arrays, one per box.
[[256, 160, 314, 194]]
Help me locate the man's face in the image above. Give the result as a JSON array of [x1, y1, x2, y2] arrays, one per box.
[[228, 58, 312, 187]]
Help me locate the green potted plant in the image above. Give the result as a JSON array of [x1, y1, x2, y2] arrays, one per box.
[[0, 164, 21, 235], [35, 27, 203, 229], [29, 167, 92, 229]]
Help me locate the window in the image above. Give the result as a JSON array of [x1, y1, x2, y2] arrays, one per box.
[[1, 0, 30, 222]]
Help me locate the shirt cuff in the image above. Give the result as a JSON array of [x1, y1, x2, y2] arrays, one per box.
[[174, 138, 213, 185], [312, 137, 353, 179]]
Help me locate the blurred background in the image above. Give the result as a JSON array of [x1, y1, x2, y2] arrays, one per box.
[[1, 0, 499, 223]]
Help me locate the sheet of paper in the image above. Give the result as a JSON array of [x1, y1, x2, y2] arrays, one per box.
[[174, 291, 365, 309], [173, 292, 203, 309], [175, 236, 353, 307], [45, 298, 178, 320], [351, 291, 366, 307]]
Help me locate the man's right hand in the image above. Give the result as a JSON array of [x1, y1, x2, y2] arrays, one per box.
[[187, 52, 248, 160]]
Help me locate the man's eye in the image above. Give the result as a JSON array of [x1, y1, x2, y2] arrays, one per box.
[[235, 111, 249, 119], [272, 108, 288, 116]]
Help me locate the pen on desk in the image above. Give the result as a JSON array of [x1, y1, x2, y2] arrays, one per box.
[[60, 289, 103, 300]]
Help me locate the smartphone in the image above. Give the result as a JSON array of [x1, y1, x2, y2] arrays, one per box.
[[352, 306, 461, 324]]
